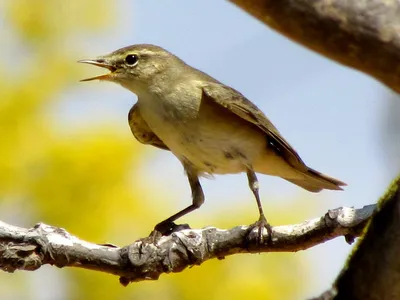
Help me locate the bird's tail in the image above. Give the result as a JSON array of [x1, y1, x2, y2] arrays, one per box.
[[284, 167, 346, 193]]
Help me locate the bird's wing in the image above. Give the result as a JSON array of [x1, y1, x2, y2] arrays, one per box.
[[202, 82, 306, 169], [128, 103, 170, 151]]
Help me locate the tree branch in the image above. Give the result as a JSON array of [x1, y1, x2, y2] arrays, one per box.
[[0, 205, 375, 285], [229, 0, 400, 93], [312, 177, 400, 299]]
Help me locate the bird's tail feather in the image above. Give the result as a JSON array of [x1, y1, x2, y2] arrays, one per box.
[[284, 167, 346, 193]]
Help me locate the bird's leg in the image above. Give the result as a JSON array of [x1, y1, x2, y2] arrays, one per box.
[[246, 168, 273, 243], [153, 168, 204, 236]]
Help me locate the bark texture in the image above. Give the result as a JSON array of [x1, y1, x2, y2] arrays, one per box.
[[230, 0, 400, 92], [0, 205, 374, 285]]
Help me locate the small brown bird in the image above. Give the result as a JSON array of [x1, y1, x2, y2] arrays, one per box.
[[79, 44, 345, 238]]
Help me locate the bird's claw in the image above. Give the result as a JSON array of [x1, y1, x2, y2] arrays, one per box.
[[248, 215, 273, 245], [148, 221, 191, 243]]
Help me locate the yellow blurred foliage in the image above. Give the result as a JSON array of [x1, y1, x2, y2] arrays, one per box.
[[0, 1, 313, 299], [6, 0, 112, 44]]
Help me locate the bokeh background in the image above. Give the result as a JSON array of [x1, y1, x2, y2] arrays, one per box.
[[1, 1, 399, 299]]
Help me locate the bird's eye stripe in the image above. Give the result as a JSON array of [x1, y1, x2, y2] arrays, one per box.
[[125, 54, 139, 65]]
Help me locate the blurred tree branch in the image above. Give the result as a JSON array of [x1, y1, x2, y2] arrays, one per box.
[[0, 205, 374, 285], [229, 0, 400, 93]]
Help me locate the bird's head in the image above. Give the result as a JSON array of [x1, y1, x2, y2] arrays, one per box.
[[79, 44, 183, 93]]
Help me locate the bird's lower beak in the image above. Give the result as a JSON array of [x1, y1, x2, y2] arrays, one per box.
[[78, 58, 117, 82]]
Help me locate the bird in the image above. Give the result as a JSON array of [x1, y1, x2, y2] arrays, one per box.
[[79, 44, 346, 239]]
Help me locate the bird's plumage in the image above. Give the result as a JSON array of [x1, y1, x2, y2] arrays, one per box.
[[128, 103, 169, 151], [80, 44, 346, 236], [128, 78, 345, 191]]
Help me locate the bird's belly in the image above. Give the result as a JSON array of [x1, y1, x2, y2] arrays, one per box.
[[174, 135, 247, 175], [156, 118, 266, 175], [138, 93, 267, 175]]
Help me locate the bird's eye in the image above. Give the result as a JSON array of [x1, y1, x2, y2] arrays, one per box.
[[125, 54, 139, 66]]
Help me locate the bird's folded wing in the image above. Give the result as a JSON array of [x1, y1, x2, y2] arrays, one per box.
[[128, 103, 170, 151], [202, 82, 306, 170]]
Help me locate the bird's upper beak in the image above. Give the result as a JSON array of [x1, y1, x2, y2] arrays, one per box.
[[78, 58, 117, 82]]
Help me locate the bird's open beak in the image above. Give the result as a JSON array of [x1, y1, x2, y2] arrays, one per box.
[[78, 58, 117, 82]]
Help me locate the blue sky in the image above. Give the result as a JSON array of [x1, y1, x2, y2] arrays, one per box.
[[43, 0, 400, 297]]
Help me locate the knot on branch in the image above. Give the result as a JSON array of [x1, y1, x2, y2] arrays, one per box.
[[119, 229, 212, 285]]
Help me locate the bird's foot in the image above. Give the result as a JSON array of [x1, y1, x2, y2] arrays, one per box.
[[248, 214, 273, 245], [148, 221, 191, 244]]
